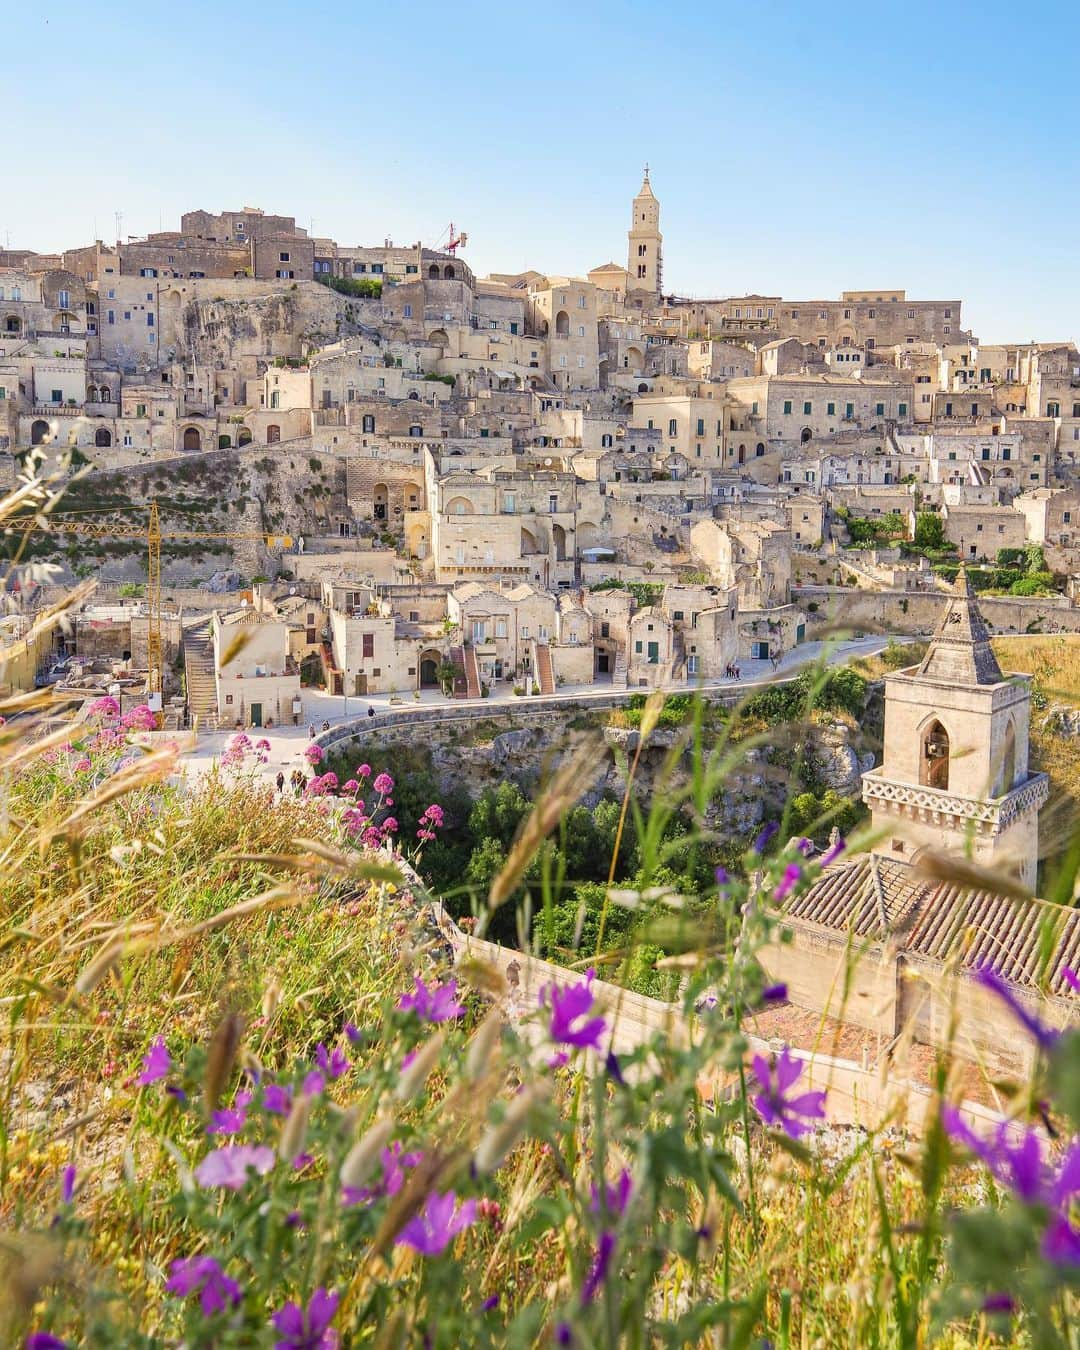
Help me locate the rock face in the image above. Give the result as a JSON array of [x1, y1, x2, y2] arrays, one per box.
[[1042, 706, 1080, 737], [809, 719, 874, 794]]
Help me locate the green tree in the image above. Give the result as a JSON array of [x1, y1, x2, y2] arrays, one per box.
[[913, 512, 946, 551]]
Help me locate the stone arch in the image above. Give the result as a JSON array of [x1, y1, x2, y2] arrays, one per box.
[[428, 328, 448, 347], [86, 385, 98, 402], [443, 264, 455, 280], [521, 525, 539, 554], [552, 522, 567, 561], [637, 382, 649, 393], [577, 520, 600, 550], [800, 427, 813, 444], [919, 718, 950, 790], [756, 442, 765, 457], [408, 390, 420, 401], [30, 419, 49, 445], [419, 649, 442, 687], [237, 426, 253, 446], [182, 426, 201, 451], [94, 426, 112, 447], [218, 433, 232, 449], [445, 495, 474, 516], [4, 315, 21, 334], [373, 482, 389, 521], [428, 264, 440, 279], [626, 345, 644, 371], [266, 424, 281, 444], [554, 310, 570, 336], [406, 519, 428, 558]]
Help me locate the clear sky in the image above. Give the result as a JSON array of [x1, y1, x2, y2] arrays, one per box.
[[4, 0, 1078, 343]]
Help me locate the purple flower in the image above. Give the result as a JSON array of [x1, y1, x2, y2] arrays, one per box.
[[343, 1022, 363, 1045], [263, 1083, 293, 1115], [136, 1036, 170, 1085], [1062, 966, 1080, 994], [750, 1048, 826, 1139], [773, 863, 802, 902], [980, 1293, 1016, 1315], [342, 1142, 422, 1207], [556, 1325, 573, 1346], [753, 821, 778, 854], [604, 1051, 626, 1086], [271, 1287, 340, 1349], [207, 1090, 253, 1136], [314, 1043, 350, 1080], [396, 1190, 477, 1256], [589, 1169, 632, 1218], [302, 1070, 326, 1098], [761, 982, 788, 1005], [819, 835, 846, 867], [796, 837, 813, 856], [480, 1294, 500, 1311], [166, 1255, 242, 1317], [25, 1336, 68, 1350], [397, 974, 465, 1023], [941, 1107, 1045, 1203], [195, 1144, 274, 1191], [714, 865, 729, 888], [60, 1165, 76, 1205], [1042, 1215, 1080, 1266], [543, 978, 606, 1052], [581, 1229, 617, 1304], [973, 964, 1059, 1050]]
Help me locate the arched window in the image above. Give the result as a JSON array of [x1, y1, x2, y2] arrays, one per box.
[[920, 720, 950, 790], [428, 264, 440, 279], [30, 419, 49, 445]]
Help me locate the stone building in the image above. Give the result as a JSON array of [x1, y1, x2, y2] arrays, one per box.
[[626, 169, 662, 302]]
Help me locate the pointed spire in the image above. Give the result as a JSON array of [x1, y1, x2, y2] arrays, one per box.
[[635, 166, 656, 200], [915, 567, 1004, 685]]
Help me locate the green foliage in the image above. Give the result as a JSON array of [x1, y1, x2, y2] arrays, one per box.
[[844, 512, 905, 547], [314, 273, 383, 299], [912, 512, 946, 551], [742, 667, 867, 724]]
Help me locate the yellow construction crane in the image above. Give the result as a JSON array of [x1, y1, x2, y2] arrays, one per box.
[[5, 500, 292, 700]]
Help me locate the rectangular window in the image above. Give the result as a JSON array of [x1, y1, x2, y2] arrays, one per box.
[[845, 403, 854, 418], [147, 313, 154, 326], [371, 264, 383, 274], [875, 402, 885, 416], [898, 402, 907, 416], [403, 304, 412, 318], [827, 401, 835, 415], [136, 403, 146, 417], [803, 401, 811, 415], [696, 418, 704, 436], [668, 418, 677, 436], [362, 634, 374, 659], [783, 400, 792, 414], [279, 252, 290, 262]]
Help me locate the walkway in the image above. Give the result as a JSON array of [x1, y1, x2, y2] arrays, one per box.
[[179, 634, 900, 786]]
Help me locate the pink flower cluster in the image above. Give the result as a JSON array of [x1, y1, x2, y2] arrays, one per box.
[[304, 772, 340, 798], [416, 803, 445, 843], [304, 743, 325, 767], [221, 732, 269, 771], [85, 695, 121, 719], [120, 704, 157, 732]]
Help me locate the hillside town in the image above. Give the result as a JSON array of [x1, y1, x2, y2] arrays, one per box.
[[3, 173, 1080, 726]]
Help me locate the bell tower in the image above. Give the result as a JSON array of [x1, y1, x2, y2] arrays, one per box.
[[627, 167, 662, 299], [860, 571, 1048, 889]]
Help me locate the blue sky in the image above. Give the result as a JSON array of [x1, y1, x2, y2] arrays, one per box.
[[4, 1, 1078, 341]]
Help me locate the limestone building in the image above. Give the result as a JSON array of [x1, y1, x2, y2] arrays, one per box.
[[626, 169, 662, 302], [860, 572, 1048, 889]]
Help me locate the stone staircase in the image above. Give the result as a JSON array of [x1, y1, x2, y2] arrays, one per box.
[[612, 646, 629, 687], [671, 631, 686, 681], [535, 643, 555, 694], [462, 645, 481, 698], [447, 646, 469, 699], [182, 619, 218, 726]]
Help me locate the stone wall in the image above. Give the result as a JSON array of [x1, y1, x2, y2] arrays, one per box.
[[797, 586, 1080, 637]]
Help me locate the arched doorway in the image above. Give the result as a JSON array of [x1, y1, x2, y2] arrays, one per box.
[[920, 719, 950, 790], [4, 316, 21, 334], [555, 310, 570, 336], [218, 433, 232, 449], [182, 426, 201, 451], [552, 522, 567, 561], [428, 264, 440, 279], [428, 328, 448, 348], [444, 265, 455, 280], [237, 426, 252, 446], [521, 526, 539, 555], [31, 420, 48, 445], [756, 443, 765, 457], [738, 444, 746, 464], [419, 650, 442, 687], [801, 427, 813, 444], [267, 425, 281, 444], [94, 427, 112, 447], [999, 720, 1016, 795], [373, 483, 388, 521]]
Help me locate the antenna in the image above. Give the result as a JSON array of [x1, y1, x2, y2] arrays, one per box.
[[114, 210, 123, 244]]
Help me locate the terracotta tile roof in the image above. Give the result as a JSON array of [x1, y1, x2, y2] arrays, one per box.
[[782, 854, 1080, 997]]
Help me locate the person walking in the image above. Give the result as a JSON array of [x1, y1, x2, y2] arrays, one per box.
[[275, 771, 285, 795]]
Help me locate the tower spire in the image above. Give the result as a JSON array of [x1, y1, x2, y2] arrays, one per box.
[[915, 567, 1004, 686]]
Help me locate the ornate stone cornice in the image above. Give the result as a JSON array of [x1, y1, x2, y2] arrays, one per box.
[[861, 770, 1049, 836]]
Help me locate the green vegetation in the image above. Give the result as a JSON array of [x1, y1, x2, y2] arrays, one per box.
[[913, 510, 947, 551], [841, 510, 906, 547], [314, 273, 383, 299], [588, 577, 664, 607]]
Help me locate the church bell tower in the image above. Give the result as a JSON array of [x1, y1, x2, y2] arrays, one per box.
[[627, 167, 662, 299], [860, 571, 1048, 889]]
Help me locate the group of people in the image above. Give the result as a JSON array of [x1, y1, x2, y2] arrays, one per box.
[[723, 663, 742, 680], [275, 769, 307, 795]]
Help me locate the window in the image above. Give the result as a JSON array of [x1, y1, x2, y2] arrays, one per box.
[[868, 308, 875, 318], [907, 308, 915, 318], [943, 326, 951, 334], [278, 252, 290, 263], [898, 402, 907, 416], [136, 403, 146, 417], [875, 402, 885, 416], [945, 402, 953, 416], [403, 304, 412, 318], [803, 401, 812, 415], [123, 432, 132, 447], [495, 619, 507, 638], [944, 308, 952, 318], [353, 263, 367, 273], [362, 633, 374, 659], [50, 388, 62, 403], [783, 400, 792, 414], [1048, 402, 1060, 417], [362, 415, 374, 433], [668, 418, 677, 436], [405, 264, 417, 274], [751, 401, 758, 415], [503, 492, 515, 513], [58, 289, 70, 308], [1065, 511, 1073, 524], [147, 313, 154, 327], [845, 402, 854, 418], [549, 494, 558, 512], [577, 356, 585, 368], [371, 264, 383, 274], [521, 626, 529, 640]]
